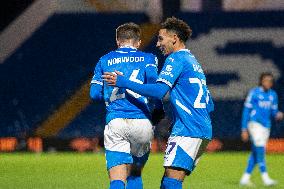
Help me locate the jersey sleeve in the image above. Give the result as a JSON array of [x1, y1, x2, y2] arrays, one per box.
[[145, 55, 164, 110], [91, 59, 103, 86], [206, 89, 214, 112], [90, 59, 103, 100], [157, 55, 183, 88], [271, 91, 279, 118], [145, 55, 158, 84], [241, 89, 255, 130]]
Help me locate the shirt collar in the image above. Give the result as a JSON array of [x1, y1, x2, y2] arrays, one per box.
[[177, 49, 190, 52], [119, 45, 137, 50], [259, 86, 271, 93]]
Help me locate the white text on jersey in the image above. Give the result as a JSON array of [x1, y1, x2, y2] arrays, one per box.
[[192, 64, 204, 74], [107, 57, 144, 66]]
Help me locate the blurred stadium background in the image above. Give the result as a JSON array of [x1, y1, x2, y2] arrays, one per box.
[[0, 0, 284, 188]]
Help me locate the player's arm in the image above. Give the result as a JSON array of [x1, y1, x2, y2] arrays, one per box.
[[90, 60, 104, 101], [241, 90, 254, 142], [145, 57, 165, 124], [102, 71, 170, 99], [114, 76, 170, 100], [103, 56, 181, 99], [90, 84, 103, 101], [145, 56, 159, 84], [145, 57, 164, 102], [206, 88, 214, 113], [271, 92, 284, 121]]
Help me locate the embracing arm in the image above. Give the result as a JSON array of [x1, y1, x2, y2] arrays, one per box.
[[102, 71, 170, 99], [118, 75, 170, 99]]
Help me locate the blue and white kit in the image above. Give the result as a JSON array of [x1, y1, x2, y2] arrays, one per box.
[[242, 87, 279, 146], [115, 49, 214, 173], [90, 46, 159, 170], [158, 49, 213, 172]]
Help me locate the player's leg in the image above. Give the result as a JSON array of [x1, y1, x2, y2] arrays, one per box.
[[160, 136, 209, 189], [160, 167, 184, 189], [240, 122, 261, 186], [246, 149, 257, 174], [127, 153, 149, 189], [104, 118, 133, 189], [126, 119, 153, 189], [109, 164, 128, 189], [127, 164, 143, 189], [254, 125, 276, 186], [240, 144, 256, 186], [247, 121, 276, 186]]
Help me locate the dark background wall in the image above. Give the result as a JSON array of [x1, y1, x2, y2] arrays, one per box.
[[0, 11, 283, 141]]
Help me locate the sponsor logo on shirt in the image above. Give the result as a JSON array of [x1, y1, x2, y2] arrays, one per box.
[[161, 65, 174, 77]]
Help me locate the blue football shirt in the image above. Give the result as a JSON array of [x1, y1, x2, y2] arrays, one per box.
[[157, 49, 214, 139], [91, 46, 158, 123], [242, 87, 279, 129]]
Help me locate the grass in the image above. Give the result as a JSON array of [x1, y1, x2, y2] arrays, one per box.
[[0, 152, 283, 189]]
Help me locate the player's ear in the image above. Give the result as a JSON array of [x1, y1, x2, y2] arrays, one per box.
[[137, 40, 141, 48], [134, 40, 141, 48], [116, 39, 120, 47], [173, 34, 178, 45]]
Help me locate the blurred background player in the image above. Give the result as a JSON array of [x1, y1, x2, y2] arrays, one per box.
[[90, 22, 164, 189], [103, 17, 214, 189], [240, 72, 284, 186]]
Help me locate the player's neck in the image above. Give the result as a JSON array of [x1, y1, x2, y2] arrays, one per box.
[[173, 43, 186, 52], [118, 43, 137, 49], [260, 86, 270, 92]]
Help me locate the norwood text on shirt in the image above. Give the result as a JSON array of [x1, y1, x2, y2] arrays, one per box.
[[108, 56, 145, 66]]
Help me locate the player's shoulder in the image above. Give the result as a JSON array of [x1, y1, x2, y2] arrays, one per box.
[[269, 89, 277, 96], [137, 50, 157, 59], [137, 50, 158, 66], [250, 86, 262, 92], [250, 87, 260, 93], [168, 49, 194, 62], [165, 52, 177, 64], [99, 51, 116, 62]]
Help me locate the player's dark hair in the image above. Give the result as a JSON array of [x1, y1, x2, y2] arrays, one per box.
[[259, 72, 274, 86], [116, 22, 141, 42], [160, 17, 192, 42]]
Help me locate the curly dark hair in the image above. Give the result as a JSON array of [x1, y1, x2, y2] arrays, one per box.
[[116, 22, 141, 42], [259, 72, 274, 86], [161, 17, 192, 42]]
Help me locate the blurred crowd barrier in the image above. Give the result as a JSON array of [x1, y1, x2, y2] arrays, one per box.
[[1, 137, 284, 153]]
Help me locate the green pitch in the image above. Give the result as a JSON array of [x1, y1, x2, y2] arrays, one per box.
[[0, 152, 283, 189]]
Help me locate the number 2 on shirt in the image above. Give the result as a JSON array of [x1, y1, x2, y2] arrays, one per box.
[[110, 69, 142, 102], [189, 78, 209, 109]]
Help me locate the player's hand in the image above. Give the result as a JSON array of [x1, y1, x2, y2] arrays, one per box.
[[102, 71, 123, 86], [275, 112, 284, 121], [151, 109, 165, 125], [241, 130, 249, 142]]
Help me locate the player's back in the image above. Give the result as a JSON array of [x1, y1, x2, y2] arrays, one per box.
[[99, 46, 157, 123], [159, 50, 213, 139]]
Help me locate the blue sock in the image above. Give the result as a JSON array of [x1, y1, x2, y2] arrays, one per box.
[[160, 176, 182, 189], [255, 146, 267, 173], [126, 176, 142, 189], [245, 152, 256, 174], [110, 180, 125, 189]]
